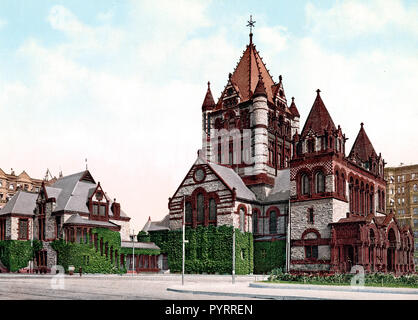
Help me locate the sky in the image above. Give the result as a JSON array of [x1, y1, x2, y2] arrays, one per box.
[[0, 0, 417, 232]]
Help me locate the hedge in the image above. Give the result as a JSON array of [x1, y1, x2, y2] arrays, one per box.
[[268, 267, 418, 287], [254, 240, 286, 274], [150, 225, 253, 274], [0, 240, 42, 272]]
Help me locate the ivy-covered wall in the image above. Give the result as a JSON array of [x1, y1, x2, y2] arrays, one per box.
[[0, 240, 42, 272], [150, 225, 253, 275], [51, 228, 160, 274], [253, 240, 286, 274]]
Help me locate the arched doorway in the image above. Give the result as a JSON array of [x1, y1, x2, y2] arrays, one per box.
[[387, 229, 396, 272]]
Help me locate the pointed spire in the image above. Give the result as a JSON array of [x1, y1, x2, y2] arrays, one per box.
[[215, 32, 276, 108], [289, 97, 300, 118], [202, 81, 215, 111], [349, 122, 377, 162], [301, 89, 336, 137], [253, 75, 267, 98]]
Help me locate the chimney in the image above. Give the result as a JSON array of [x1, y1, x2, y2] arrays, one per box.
[[112, 199, 121, 219]]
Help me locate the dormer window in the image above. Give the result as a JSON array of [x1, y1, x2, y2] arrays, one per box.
[[89, 184, 109, 220]]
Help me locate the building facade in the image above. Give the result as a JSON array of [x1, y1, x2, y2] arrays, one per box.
[[0, 170, 163, 273], [145, 30, 414, 275], [385, 164, 418, 263], [0, 168, 52, 209]]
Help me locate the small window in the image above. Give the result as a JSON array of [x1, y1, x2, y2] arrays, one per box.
[[306, 246, 318, 259], [19, 219, 29, 240], [99, 205, 106, 216], [185, 202, 192, 224], [239, 207, 245, 232], [209, 198, 217, 221], [197, 193, 204, 224], [308, 208, 314, 223], [269, 210, 277, 234]]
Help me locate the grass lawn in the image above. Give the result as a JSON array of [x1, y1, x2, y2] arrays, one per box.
[[263, 280, 418, 289]]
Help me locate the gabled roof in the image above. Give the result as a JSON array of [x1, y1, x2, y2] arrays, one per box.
[[51, 171, 96, 213], [216, 39, 276, 107], [142, 215, 170, 233], [207, 160, 256, 201], [17, 171, 31, 182], [202, 82, 216, 111], [349, 123, 377, 162], [301, 90, 336, 137], [0, 190, 37, 216]]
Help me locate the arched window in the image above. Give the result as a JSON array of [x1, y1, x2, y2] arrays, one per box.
[[301, 174, 310, 195], [269, 210, 277, 234], [342, 174, 346, 198], [185, 202, 192, 224], [315, 172, 325, 193], [197, 193, 204, 224], [239, 207, 245, 232], [209, 198, 217, 223], [335, 171, 339, 194]]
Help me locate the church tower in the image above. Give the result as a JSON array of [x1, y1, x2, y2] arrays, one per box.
[[289, 90, 349, 273], [200, 24, 299, 199]]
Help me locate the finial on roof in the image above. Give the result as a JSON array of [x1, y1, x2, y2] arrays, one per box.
[[316, 89, 321, 95], [361, 122, 364, 128], [279, 75, 282, 82], [207, 81, 210, 89], [247, 15, 256, 44], [292, 97, 295, 102]]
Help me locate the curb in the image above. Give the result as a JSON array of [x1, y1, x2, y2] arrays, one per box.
[[166, 287, 330, 300], [250, 283, 418, 295]]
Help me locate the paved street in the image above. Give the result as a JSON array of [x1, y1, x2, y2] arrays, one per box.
[[0, 274, 263, 300], [0, 274, 416, 300]]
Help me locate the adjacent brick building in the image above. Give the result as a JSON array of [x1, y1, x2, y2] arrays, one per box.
[[385, 164, 418, 263], [0, 168, 51, 209]]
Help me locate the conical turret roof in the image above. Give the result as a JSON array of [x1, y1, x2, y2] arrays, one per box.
[[202, 81, 216, 111], [301, 90, 336, 137], [349, 123, 377, 162], [216, 38, 276, 108], [289, 97, 300, 118]]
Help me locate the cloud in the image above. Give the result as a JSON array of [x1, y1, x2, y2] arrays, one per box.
[[0, 18, 6, 29], [306, 0, 418, 38], [1, 1, 417, 231]]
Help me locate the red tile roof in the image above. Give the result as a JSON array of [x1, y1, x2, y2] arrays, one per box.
[[349, 123, 377, 162], [216, 41, 276, 108], [301, 90, 336, 137]]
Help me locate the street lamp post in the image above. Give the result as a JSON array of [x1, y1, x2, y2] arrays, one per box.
[[182, 196, 188, 286], [232, 227, 235, 284], [131, 229, 135, 276]]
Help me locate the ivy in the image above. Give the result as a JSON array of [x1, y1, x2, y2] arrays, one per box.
[[254, 240, 286, 274], [150, 225, 253, 275], [52, 228, 159, 274], [0, 240, 43, 272], [137, 231, 151, 242]]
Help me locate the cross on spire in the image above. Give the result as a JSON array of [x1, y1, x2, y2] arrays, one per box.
[[247, 15, 256, 43]]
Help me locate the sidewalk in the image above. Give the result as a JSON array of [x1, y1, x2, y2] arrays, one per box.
[[167, 282, 418, 300]]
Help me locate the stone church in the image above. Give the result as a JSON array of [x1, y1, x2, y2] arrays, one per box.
[[146, 28, 415, 275]]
